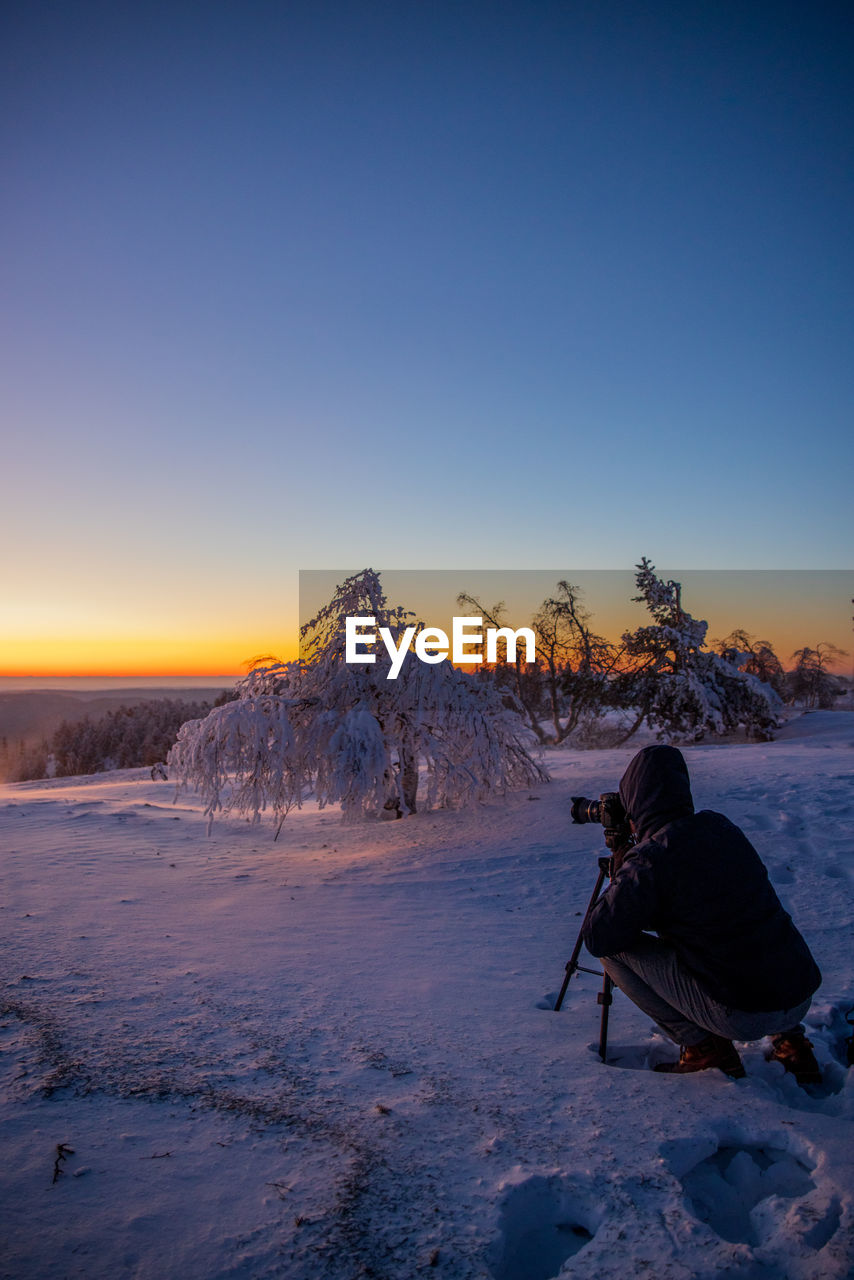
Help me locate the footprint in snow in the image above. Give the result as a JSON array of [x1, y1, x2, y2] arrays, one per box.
[[669, 1139, 843, 1258], [487, 1174, 597, 1280]]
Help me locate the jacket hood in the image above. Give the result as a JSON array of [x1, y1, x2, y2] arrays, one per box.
[[619, 745, 694, 840]]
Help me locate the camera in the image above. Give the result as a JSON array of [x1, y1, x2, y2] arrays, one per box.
[[570, 792, 628, 831]]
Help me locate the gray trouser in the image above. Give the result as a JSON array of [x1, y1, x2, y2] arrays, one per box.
[[600, 934, 811, 1047]]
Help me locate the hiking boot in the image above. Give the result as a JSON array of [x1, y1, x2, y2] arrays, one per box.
[[767, 1032, 822, 1086], [654, 1034, 746, 1079]]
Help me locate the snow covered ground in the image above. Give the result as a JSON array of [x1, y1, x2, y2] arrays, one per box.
[[1, 711, 853, 1280]]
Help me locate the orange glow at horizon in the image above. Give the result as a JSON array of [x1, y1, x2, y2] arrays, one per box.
[[0, 633, 300, 678]]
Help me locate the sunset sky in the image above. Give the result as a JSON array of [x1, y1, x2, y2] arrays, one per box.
[[2, 2, 852, 677]]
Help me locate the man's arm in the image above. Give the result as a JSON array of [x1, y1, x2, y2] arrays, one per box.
[[582, 848, 660, 958]]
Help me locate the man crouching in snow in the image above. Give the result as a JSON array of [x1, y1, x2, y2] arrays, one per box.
[[582, 745, 822, 1083]]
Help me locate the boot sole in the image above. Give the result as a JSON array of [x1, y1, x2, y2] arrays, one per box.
[[654, 1061, 746, 1078]]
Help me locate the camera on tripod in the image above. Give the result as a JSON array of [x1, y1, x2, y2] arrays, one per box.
[[570, 791, 632, 852], [570, 792, 626, 829]]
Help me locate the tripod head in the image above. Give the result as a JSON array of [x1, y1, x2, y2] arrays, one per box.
[[602, 824, 634, 855], [602, 827, 635, 882]]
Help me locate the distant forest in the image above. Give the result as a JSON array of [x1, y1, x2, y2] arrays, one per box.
[[3, 696, 235, 782]]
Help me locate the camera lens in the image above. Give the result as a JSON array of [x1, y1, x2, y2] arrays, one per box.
[[570, 796, 601, 824]]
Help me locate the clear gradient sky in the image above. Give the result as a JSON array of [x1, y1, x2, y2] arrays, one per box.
[[2, 2, 852, 675]]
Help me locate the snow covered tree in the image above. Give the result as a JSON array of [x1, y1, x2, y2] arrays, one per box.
[[614, 559, 782, 742], [169, 569, 547, 828], [456, 592, 548, 739], [786, 643, 847, 708], [457, 580, 614, 744], [717, 630, 785, 697], [545, 581, 615, 740]]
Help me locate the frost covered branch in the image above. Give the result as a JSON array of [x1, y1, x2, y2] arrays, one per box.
[[169, 571, 546, 827]]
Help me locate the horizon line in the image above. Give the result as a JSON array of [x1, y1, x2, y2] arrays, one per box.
[[0, 672, 244, 681]]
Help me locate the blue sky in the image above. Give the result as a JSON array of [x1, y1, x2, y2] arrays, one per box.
[[2, 1, 852, 671]]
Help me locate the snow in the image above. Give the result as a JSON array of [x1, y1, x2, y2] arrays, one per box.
[[1, 712, 853, 1279]]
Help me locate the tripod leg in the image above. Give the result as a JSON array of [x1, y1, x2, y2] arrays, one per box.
[[597, 973, 614, 1062], [553, 961, 574, 1014], [553, 865, 607, 1012]]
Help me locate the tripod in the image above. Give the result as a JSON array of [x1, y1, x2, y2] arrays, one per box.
[[553, 855, 615, 1062]]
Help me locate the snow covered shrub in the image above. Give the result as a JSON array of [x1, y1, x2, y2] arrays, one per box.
[[786, 644, 847, 708], [168, 570, 547, 828], [613, 559, 782, 742]]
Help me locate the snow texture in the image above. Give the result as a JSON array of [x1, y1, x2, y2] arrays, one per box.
[[2, 710, 853, 1279]]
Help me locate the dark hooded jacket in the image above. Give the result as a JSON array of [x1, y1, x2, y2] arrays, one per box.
[[583, 745, 821, 1012]]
